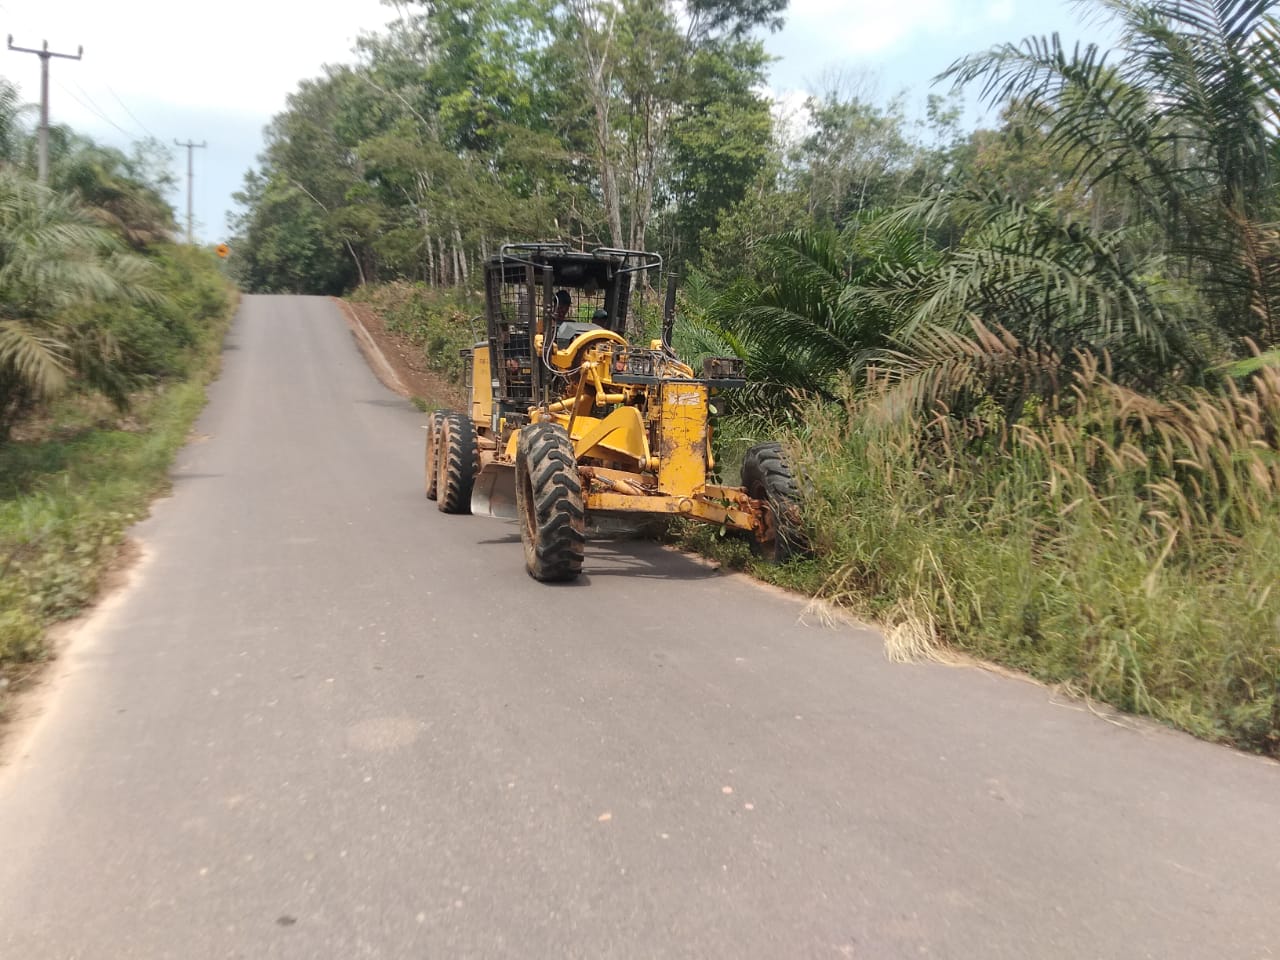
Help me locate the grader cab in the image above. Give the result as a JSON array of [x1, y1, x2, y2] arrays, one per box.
[[424, 242, 802, 582]]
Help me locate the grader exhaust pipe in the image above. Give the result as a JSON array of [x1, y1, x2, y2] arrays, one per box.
[[662, 272, 677, 349]]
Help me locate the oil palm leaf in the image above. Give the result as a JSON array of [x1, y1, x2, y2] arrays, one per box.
[[868, 318, 1063, 424], [942, 0, 1280, 344], [0, 170, 160, 420], [0, 320, 71, 398], [881, 180, 1199, 382]]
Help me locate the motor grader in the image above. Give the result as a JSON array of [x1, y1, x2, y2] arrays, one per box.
[[423, 243, 802, 582]]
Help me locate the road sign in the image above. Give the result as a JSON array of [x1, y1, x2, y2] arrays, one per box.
[[216, 243, 229, 259]]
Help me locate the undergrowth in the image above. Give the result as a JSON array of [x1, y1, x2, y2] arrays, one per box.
[[0, 251, 234, 709], [350, 282, 480, 387], [773, 357, 1280, 754]]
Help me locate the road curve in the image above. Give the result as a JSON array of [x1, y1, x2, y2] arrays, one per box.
[[1, 295, 1276, 959]]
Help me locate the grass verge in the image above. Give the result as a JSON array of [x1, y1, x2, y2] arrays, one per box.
[[0, 277, 236, 717], [349, 281, 480, 389], [762, 362, 1280, 755]]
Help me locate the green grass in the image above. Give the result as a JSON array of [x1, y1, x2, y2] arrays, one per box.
[[350, 282, 480, 388], [0, 260, 235, 708], [756, 370, 1280, 755]]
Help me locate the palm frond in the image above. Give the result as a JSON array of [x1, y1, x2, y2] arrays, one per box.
[[0, 320, 71, 398], [867, 317, 1063, 424], [62, 320, 130, 408], [706, 229, 908, 405], [880, 179, 1196, 376], [0, 170, 159, 314], [0, 169, 160, 415], [944, 1, 1280, 338]]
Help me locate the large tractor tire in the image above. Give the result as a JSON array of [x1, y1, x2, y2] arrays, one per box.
[[741, 441, 806, 562], [515, 423, 585, 582], [424, 410, 444, 500], [436, 412, 478, 514]]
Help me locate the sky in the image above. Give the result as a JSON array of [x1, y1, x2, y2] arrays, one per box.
[[1, 0, 1109, 244]]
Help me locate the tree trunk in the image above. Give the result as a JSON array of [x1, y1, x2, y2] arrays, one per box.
[[572, 1, 625, 248], [344, 239, 367, 288], [454, 226, 468, 287]]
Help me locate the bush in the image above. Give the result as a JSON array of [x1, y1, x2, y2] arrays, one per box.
[[0, 246, 233, 706], [351, 282, 480, 384], [786, 358, 1280, 754], [92, 245, 230, 381]]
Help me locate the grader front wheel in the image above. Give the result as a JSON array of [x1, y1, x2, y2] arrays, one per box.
[[436, 412, 478, 514], [424, 410, 444, 500], [515, 423, 585, 582]]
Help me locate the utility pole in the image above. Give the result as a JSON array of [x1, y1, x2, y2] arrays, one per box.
[[174, 139, 207, 244], [6, 36, 83, 185]]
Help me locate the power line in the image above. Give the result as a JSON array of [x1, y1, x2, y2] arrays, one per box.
[[77, 60, 161, 143], [105, 83, 156, 140], [54, 77, 138, 140], [71, 78, 143, 139]]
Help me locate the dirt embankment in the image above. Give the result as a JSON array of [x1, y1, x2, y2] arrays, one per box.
[[333, 298, 467, 409]]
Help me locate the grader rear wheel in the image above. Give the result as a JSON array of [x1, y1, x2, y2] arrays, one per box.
[[424, 410, 444, 500], [436, 412, 478, 514], [742, 441, 806, 562], [515, 423, 585, 582]]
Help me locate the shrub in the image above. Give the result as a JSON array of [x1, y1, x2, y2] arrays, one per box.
[[352, 282, 480, 384], [789, 356, 1280, 753]]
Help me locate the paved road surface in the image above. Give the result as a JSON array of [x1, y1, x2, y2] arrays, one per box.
[[1, 295, 1277, 959]]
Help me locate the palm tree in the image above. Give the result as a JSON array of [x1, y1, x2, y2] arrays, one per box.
[[52, 137, 177, 249], [0, 78, 29, 167], [942, 0, 1280, 346], [729, 185, 1199, 423], [0, 169, 156, 436], [880, 181, 1203, 383], [707, 224, 929, 409]]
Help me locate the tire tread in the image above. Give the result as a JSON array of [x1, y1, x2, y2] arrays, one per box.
[[516, 423, 585, 581], [437, 412, 478, 514]]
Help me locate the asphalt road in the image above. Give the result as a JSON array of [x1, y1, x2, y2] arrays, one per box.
[[1, 295, 1277, 960]]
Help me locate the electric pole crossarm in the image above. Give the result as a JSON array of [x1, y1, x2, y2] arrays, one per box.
[[6, 37, 84, 60], [7, 36, 84, 185]]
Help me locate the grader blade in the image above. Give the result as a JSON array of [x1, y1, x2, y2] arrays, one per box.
[[471, 461, 518, 519]]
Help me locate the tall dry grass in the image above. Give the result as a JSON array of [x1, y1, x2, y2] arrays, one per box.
[[792, 351, 1280, 753]]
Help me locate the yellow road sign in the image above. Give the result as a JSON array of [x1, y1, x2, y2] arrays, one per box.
[[215, 243, 229, 259]]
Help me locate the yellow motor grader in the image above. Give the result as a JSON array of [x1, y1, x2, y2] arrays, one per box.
[[424, 243, 802, 582]]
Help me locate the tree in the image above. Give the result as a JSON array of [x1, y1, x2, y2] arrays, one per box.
[[0, 170, 156, 435], [876, 181, 1201, 399], [662, 36, 773, 260], [228, 171, 357, 294], [229, 0, 789, 294], [559, 0, 786, 252], [943, 0, 1280, 347], [51, 136, 177, 249], [706, 224, 927, 408], [794, 84, 921, 229], [0, 78, 29, 166]]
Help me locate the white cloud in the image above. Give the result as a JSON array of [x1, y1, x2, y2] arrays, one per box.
[[984, 0, 1016, 23], [3, 0, 392, 116], [785, 0, 962, 56]]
